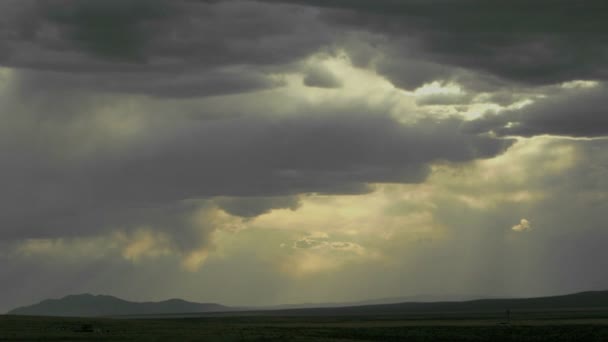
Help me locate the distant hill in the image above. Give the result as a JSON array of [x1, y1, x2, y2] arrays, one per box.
[[8, 290, 608, 318], [239, 290, 608, 317], [7, 294, 229, 317], [258, 294, 489, 311]]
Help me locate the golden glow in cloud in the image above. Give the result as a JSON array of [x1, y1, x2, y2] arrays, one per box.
[[512, 218, 532, 232], [116, 229, 173, 263]]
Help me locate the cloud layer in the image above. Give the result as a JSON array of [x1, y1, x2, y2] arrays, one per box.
[[1, 0, 607, 313]]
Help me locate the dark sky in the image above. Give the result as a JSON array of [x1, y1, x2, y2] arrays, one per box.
[[1, 0, 607, 312]]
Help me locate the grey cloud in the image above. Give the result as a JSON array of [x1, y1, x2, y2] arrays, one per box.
[[4, 0, 329, 69], [0, 0, 332, 97], [0, 248, 199, 314], [4, 0, 608, 312], [4, 138, 608, 313], [483, 91, 533, 107], [269, 0, 608, 87], [464, 84, 608, 137], [16, 68, 284, 98], [0, 229, 292, 313], [376, 59, 453, 92], [215, 196, 301, 218], [0, 103, 512, 240], [43, 0, 177, 61], [90, 201, 216, 254], [375, 55, 510, 94], [5, 0, 608, 99], [303, 65, 343, 89]]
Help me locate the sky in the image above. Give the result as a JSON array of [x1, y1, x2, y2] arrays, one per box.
[[1, 0, 608, 312]]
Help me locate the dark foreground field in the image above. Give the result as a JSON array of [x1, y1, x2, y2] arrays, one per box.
[[2, 313, 608, 341]]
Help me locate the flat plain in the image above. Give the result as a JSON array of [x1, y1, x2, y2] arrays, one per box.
[[2, 311, 608, 341]]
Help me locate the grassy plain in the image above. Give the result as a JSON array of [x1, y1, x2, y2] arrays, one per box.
[[2, 312, 608, 341]]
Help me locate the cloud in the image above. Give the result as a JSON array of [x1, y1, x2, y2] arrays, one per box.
[[268, 0, 608, 87], [7, 0, 608, 101], [285, 235, 374, 277], [294, 237, 326, 249], [415, 137, 608, 295], [2, 137, 608, 313], [0, 96, 513, 241], [4, 202, 239, 274], [0, 0, 332, 97], [464, 83, 608, 137], [43, 0, 177, 61], [293, 238, 362, 251], [117, 230, 174, 263], [5, 0, 608, 100], [215, 196, 301, 218], [15, 68, 286, 98], [413, 82, 474, 106], [303, 64, 343, 88], [4, 0, 608, 313], [0, 0, 608, 97], [512, 218, 531, 232]]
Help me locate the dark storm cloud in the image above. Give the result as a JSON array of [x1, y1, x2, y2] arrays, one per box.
[[375, 59, 453, 92], [5, 0, 607, 98], [4, 0, 608, 311], [267, 0, 608, 88], [0, 0, 332, 97], [215, 196, 301, 218], [2, 0, 329, 69], [375, 57, 509, 93], [43, 0, 176, 61], [15, 68, 284, 98], [0, 105, 513, 240], [464, 84, 608, 137]]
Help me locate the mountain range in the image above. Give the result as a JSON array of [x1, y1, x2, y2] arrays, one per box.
[[7, 291, 608, 318], [7, 294, 229, 317]]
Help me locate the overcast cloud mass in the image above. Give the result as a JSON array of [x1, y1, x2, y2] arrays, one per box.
[[1, 0, 607, 312]]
